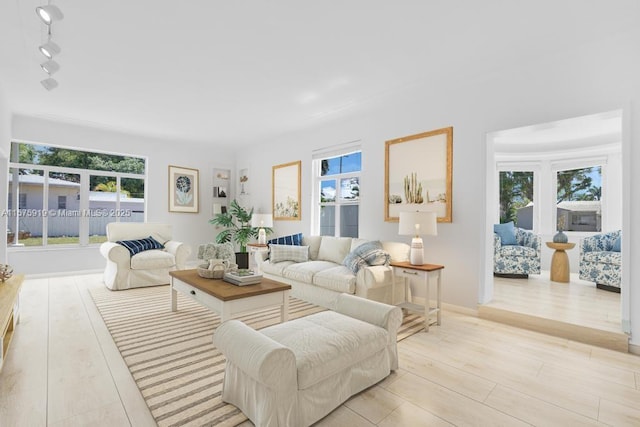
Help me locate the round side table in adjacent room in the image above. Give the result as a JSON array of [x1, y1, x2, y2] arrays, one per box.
[[545, 242, 576, 283]]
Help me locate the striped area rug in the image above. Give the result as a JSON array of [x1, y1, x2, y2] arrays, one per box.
[[89, 285, 425, 427]]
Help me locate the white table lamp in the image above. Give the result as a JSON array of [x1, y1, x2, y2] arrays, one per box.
[[251, 213, 273, 245], [398, 211, 438, 265]]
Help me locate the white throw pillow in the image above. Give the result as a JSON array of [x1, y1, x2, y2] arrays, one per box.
[[317, 237, 352, 264], [270, 244, 309, 263]]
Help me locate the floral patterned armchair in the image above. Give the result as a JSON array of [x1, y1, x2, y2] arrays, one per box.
[[494, 228, 541, 277], [579, 230, 621, 292]]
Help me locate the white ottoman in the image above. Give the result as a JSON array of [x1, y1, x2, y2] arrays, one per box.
[[214, 293, 402, 427]]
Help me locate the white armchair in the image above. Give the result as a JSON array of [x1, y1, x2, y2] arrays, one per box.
[[100, 222, 190, 290]]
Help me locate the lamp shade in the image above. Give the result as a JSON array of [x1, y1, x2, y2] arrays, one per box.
[[398, 211, 437, 236], [36, 5, 64, 24], [251, 214, 273, 228]]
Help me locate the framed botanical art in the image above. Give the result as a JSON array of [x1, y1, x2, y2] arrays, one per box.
[[272, 160, 301, 220], [385, 126, 453, 222], [168, 165, 199, 213]]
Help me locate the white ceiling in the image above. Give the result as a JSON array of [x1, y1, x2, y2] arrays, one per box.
[[1, 1, 639, 147]]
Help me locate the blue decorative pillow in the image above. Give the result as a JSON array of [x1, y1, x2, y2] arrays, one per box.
[[117, 236, 164, 256], [611, 236, 621, 252], [343, 241, 391, 274], [268, 233, 303, 246], [494, 222, 517, 246]]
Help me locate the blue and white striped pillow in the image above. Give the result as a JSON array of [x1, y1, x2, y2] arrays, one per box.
[[268, 233, 303, 246], [117, 236, 164, 256]]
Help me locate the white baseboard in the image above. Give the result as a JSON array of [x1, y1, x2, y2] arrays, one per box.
[[629, 342, 640, 355]]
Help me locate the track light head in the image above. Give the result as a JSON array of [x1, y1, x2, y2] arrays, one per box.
[[39, 41, 61, 59], [36, 5, 64, 25], [40, 78, 59, 91], [40, 60, 60, 75]]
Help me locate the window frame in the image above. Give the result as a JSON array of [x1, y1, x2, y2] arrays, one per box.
[[312, 148, 362, 237], [7, 142, 147, 248]]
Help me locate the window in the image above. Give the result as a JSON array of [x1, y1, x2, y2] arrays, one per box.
[[556, 166, 601, 232], [499, 171, 534, 230], [313, 150, 361, 237], [7, 142, 146, 246]]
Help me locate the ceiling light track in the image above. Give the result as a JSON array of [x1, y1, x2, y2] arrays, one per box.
[[36, 3, 64, 91]]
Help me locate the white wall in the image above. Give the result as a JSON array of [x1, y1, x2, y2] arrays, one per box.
[[5, 116, 235, 274], [238, 28, 640, 345], [0, 84, 10, 265]]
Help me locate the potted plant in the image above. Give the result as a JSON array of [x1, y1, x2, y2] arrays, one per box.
[[209, 199, 271, 269]]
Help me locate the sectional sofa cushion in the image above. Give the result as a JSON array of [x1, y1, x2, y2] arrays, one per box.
[[312, 266, 357, 293], [270, 244, 309, 263], [612, 236, 621, 252], [283, 261, 337, 284], [117, 236, 164, 256], [317, 237, 352, 264], [130, 249, 175, 269]]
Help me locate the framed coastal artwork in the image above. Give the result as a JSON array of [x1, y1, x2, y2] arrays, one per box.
[[385, 126, 453, 222], [168, 165, 199, 213], [272, 160, 301, 220]]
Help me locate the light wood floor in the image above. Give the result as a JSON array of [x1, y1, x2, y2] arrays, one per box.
[[1, 274, 640, 426], [479, 272, 628, 351]]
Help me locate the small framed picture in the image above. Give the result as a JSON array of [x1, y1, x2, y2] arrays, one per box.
[[168, 165, 199, 213]]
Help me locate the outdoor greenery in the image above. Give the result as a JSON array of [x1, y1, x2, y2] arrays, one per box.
[[11, 142, 145, 198], [17, 235, 108, 246], [209, 200, 271, 252], [500, 167, 602, 225]]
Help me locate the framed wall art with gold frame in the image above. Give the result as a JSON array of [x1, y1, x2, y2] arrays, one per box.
[[272, 160, 301, 220], [385, 126, 453, 222]]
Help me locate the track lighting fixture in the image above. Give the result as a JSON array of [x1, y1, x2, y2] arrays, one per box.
[[40, 78, 59, 91], [36, 4, 63, 90], [40, 60, 60, 75], [39, 40, 61, 59], [36, 5, 64, 25]]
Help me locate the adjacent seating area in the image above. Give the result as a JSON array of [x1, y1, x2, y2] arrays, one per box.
[[579, 230, 622, 292], [214, 293, 402, 427], [100, 222, 190, 290], [493, 222, 541, 277]]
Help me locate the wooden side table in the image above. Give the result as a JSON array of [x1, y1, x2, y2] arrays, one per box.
[[1, 275, 24, 371], [545, 242, 576, 283], [390, 261, 444, 332]]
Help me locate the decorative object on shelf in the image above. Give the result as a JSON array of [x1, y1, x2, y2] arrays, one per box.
[[168, 165, 199, 213], [385, 127, 453, 223], [0, 264, 13, 282], [398, 211, 438, 265], [553, 215, 568, 243], [36, 3, 64, 90], [273, 160, 301, 220], [209, 199, 259, 269], [251, 213, 273, 245], [239, 168, 249, 195]]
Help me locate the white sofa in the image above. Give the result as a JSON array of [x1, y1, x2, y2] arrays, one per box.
[[256, 236, 410, 309], [214, 293, 402, 427], [99, 222, 190, 290]]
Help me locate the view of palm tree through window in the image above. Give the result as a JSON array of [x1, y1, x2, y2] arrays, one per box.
[[499, 166, 602, 231], [7, 142, 146, 246]]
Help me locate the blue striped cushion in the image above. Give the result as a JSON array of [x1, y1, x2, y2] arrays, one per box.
[[268, 233, 303, 246], [117, 236, 165, 256]]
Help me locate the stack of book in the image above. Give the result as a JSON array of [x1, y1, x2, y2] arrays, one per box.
[[223, 269, 263, 286]]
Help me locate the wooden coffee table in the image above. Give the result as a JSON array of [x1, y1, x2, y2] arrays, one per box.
[[169, 269, 291, 323]]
